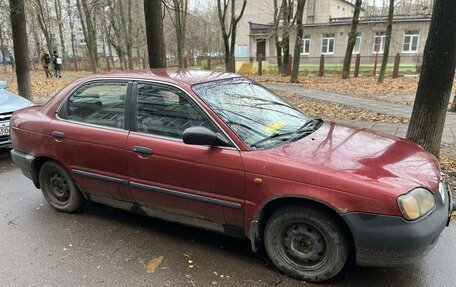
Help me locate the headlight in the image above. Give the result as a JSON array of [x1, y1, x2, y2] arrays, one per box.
[[397, 188, 435, 221]]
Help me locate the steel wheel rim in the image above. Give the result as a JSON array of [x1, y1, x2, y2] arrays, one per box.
[[277, 222, 329, 270], [47, 171, 70, 205]]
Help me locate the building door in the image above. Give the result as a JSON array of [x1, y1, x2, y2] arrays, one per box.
[[256, 40, 266, 61]]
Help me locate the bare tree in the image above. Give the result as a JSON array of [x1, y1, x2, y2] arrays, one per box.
[[273, 0, 282, 73], [34, 0, 53, 55], [377, 0, 394, 83], [118, 0, 133, 69], [144, 0, 166, 68], [0, 22, 7, 72], [290, 0, 306, 83], [65, 0, 77, 69], [280, 0, 293, 77], [28, 9, 42, 61], [216, 0, 247, 73], [107, 0, 126, 70], [406, 0, 456, 157], [341, 0, 362, 79], [9, 0, 32, 100], [54, 0, 67, 66], [177, 3, 222, 59], [165, 0, 188, 68], [76, 0, 99, 73]]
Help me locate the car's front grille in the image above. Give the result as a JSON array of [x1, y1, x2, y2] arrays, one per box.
[[0, 112, 12, 121]]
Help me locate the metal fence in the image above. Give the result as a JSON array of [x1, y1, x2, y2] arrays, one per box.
[[228, 54, 423, 77], [28, 53, 424, 77]]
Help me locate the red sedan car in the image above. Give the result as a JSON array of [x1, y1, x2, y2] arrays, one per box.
[[10, 70, 454, 282]]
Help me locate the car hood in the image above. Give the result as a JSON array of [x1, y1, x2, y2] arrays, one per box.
[[259, 122, 440, 195], [0, 89, 32, 114]]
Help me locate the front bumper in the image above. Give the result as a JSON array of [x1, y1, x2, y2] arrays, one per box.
[[342, 183, 454, 267]]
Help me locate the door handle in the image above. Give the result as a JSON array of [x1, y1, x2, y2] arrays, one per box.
[[133, 146, 153, 156], [52, 131, 65, 139]]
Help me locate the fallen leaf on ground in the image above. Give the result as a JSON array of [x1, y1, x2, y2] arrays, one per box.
[[252, 74, 456, 107], [145, 256, 164, 274], [275, 90, 408, 124]]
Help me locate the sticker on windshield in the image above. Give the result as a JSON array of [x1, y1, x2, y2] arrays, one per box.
[[264, 121, 285, 132]]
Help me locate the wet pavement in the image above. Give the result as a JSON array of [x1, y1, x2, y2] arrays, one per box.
[[0, 148, 455, 286]]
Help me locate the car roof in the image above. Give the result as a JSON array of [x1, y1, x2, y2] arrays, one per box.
[[77, 69, 242, 86]]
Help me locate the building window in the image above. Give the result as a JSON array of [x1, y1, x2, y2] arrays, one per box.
[[353, 33, 361, 54], [373, 31, 386, 54], [322, 33, 335, 55], [301, 35, 310, 55], [307, 16, 314, 24], [403, 30, 419, 53]]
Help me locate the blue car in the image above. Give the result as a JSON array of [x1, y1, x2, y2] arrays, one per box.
[[0, 81, 32, 146]]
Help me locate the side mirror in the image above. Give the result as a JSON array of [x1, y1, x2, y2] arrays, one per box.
[[183, 126, 231, 147]]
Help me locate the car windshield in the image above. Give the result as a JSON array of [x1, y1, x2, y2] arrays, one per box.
[[192, 78, 321, 149]]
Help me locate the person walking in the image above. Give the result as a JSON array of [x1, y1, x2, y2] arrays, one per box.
[[40, 49, 52, 78], [53, 51, 63, 78]]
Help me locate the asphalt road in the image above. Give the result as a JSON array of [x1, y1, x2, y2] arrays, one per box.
[[1, 149, 455, 287]]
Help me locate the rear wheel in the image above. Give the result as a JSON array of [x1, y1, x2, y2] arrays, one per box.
[[39, 161, 84, 212], [264, 206, 348, 282]]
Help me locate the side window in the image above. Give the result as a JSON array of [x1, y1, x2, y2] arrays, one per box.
[[136, 83, 217, 139], [62, 82, 128, 129]]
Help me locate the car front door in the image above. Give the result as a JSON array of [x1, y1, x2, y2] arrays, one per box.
[[126, 82, 245, 229], [50, 80, 132, 202]]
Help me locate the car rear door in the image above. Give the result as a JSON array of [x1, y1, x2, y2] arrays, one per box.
[[50, 80, 132, 202], [126, 82, 245, 228]]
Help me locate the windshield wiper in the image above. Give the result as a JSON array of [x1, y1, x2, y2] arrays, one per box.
[[250, 131, 297, 149], [298, 118, 323, 132], [250, 119, 324, 149]]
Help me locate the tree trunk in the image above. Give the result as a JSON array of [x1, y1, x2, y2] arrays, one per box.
[[173, 0, 188, 69], [449, 95, 456, 112], [84, 0, 99, 70], [280, 0, 292, 77], [378, 0, 394, 83], [342, 0, 362, 79], [106, 0, 125, 70], [101, 23, 110, 71], [0, 23, 7, 72], [9, 0, 32, 100], [144, 0, 166, 68], [273, 0, 282, 73], [66, 0, 77, 70], [119, 0, 133, 70], [290, 0, 306, 83], [76, 0, 99, 73], [127, 0, 133, 69], [36, 0, 53, 55], [406, 0, 456, 157], [54, 0, 67, 67], [29, 12, 42, 69]]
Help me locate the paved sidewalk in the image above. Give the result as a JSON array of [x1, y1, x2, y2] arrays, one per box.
[[267, 84, 456, 144]]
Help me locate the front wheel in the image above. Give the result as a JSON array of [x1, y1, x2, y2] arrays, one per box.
[[39, 161, 84, 212], [264, 206, 348, 282]]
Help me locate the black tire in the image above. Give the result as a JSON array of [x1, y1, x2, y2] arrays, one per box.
[[264, 205, 348, 282], [38, 161, 84, 212]]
